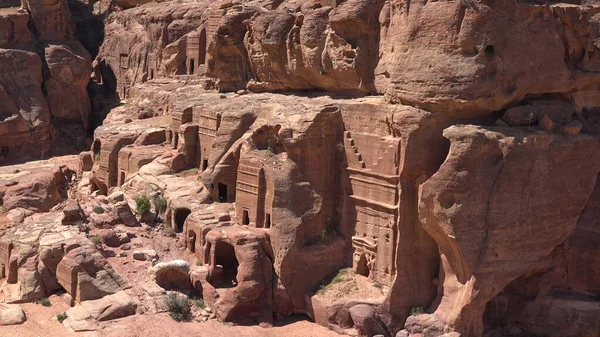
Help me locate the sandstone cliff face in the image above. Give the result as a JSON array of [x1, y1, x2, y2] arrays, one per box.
[[418, 125, 600, 337], [2, 0, 600, 337], [0, 0, 91, 164]]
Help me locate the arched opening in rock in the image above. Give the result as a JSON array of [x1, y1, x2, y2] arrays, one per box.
[[218, 183, 228, 202], [212, 241, 239, 288], [202, 159, 209, 171], [356, 253, 369, 277], [485, 45, 495, 60], [188, 230, 196, 253], [175, 208, 191, 233], [199, 29, 207, 65], [242, 210, 249, 225], [182, 107, 193, 124]]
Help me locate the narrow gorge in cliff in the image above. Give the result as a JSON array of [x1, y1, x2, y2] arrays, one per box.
[[0, 1, 599, 337]]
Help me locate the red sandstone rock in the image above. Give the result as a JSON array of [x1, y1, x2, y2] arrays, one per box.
[[419, 125, 600, 337]]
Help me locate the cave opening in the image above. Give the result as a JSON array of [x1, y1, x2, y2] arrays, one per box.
[[188, 230, 196, 253], [356, 253, 370, 278], [174, 208, 191, 233], [212, 241, 239, 288], [218, 183, 228, 202]]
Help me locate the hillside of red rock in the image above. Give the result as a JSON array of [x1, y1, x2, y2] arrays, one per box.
[[1, 1, 600, 337]]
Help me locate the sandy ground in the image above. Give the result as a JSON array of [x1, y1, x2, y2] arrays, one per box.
[[0, 297, 342, 337]]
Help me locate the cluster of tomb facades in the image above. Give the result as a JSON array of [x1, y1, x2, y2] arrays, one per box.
[[88, 0, 412, 321]]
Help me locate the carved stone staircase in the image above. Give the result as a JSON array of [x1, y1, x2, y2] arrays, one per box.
[[344, 131, 366, 169]]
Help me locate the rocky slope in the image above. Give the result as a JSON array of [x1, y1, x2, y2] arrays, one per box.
[[1, 1, 600, 337]]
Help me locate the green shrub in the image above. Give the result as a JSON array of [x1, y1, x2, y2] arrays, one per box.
[[316, 269, 349, 295], [189, 295, 206, 309], [90, 235, 103, 246], [320, 217, 338, 243], [34, 297, 52, 307], [93, 206, 105, 214], [166, 293, 191, 322], [196, 260, 203, 266], [94, 153, 101, 162], [135, 195, 151, 215], [410, 306, 424, 316], [153, 195, 168, 215], [57, 312, 68, 323]]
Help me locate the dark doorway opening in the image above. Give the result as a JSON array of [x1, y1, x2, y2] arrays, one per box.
[[188, 230, 196, 253], [175, 208, 191, 233], [120, 171, 125, 186], [212, 242, 238, 288], [173, 134, 179, 149], [242, 210, 250, 225], [218, 183, 227, 202], [189, 58, 195, 75], [356, 253, 370, 277], [265, 213, 271, 228], [1, 264, 5, 279], [202, 159, 208, 171]]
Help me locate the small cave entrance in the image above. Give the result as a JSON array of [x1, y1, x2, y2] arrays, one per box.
[[265, 213, 271, 228], [212, 242, 239, 288], [242, 210, 250, 225], [119, 171, 126, 186], [189, 58, 195, 75], [174, 208, 191, 233], [356, 253, 370, 278], [218, 183, 228, 202], [90, 181, 107, 196], [187, 230, 196, 253], [202, 159, 209, 171]]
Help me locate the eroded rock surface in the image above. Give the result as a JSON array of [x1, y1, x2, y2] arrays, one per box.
[[2, 1, 600, 337]]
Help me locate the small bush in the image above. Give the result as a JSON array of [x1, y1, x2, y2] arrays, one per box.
[[316, 269, 349, 295], [196, 260, 203, 266], [93, 206, 105, 214], [163, 225, 176, 237], [90, 235, 103, 246], [135, 195, 151, 215], [166, 293, 191, 322], [410, 306, 425, 316], [320, 217, 338, 243], [189, 295, 206, 309], [94, 153, 101, 162], [34, 297, 52, 307], [57, 312, 68, 323], [153, 195, 167, 215]]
